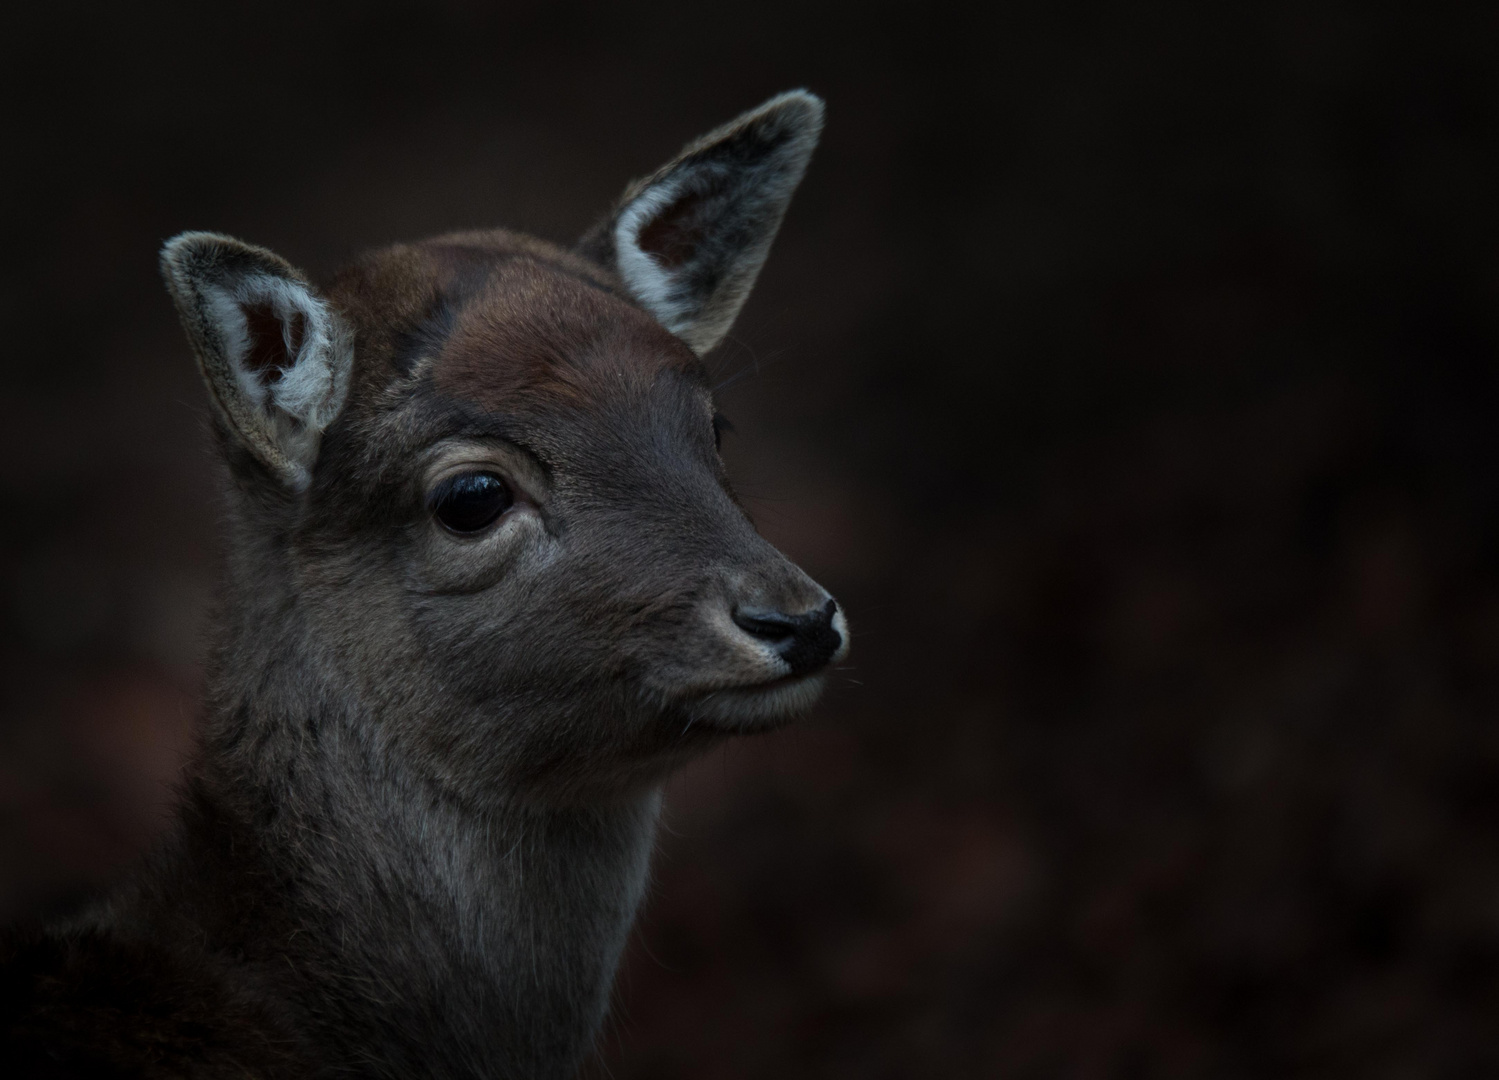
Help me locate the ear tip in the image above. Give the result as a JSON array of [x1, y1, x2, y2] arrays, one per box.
[[160, 230, 230, 263], [769, 88, 825, 114], [757, 89, 826, 135], [159, 231, 237, 285], [158, 232, 306, 286]]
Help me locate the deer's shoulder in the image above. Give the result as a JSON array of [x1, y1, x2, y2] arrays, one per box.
[[1, 922, 308, 1079]]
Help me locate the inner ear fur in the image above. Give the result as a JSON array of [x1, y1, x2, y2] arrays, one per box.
[[161, 232, 352, 491], [578, 90, 825, 355]]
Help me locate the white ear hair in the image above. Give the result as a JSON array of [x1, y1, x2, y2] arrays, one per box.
[[613, 174, 702, 340], [199, 273, 346, 428], [583, 90, 825, 356], [161, 232, 352, 490]]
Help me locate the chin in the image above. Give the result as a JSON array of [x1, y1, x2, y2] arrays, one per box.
[[684, 673, 828, 733]]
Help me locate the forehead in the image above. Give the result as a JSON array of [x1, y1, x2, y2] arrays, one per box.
[[336, 231, 705, 417]]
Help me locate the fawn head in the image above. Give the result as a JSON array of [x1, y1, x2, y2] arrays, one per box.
[[160, 92, 846, 800]]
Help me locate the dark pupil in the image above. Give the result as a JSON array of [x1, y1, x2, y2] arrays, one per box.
[[430, 472, 512, 533]]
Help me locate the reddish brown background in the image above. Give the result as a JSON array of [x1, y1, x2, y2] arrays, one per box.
[[4, 3, 1499, 1075]]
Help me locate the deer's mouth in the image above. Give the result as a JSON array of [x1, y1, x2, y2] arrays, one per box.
[[683, 671, 828, 733]]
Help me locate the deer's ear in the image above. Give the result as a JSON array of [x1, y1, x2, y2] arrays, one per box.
[[161, 233, 353, 490], [579, 90, 824, 355]]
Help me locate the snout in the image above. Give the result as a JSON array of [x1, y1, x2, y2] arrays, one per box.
[[624, 500, 849, 730], [669, 582, 849, 731]]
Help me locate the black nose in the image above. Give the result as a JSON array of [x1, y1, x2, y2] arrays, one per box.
[[732, 599, 841, 677]]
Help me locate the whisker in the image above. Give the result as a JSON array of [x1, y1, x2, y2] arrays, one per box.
[[713, 365, 759, 394], [682, 691, 720, 735]]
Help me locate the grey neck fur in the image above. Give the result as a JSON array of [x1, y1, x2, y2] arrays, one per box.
[[114, 537, 661, 1080]]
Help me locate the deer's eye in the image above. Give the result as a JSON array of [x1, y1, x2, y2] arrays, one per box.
[[429, 472, 513, 534]]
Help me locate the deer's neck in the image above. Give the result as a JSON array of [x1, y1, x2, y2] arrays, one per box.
[[149, 679, 660, 1079]]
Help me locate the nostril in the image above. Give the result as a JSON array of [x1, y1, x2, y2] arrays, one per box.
[[732, 608, 800, 642], [731, 599, 842, 677]]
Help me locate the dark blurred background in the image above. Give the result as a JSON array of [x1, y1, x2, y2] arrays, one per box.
[[4, 2, 1499, 1075]]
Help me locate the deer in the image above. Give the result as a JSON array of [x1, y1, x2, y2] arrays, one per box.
[[1, 90, 846, 1078]]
